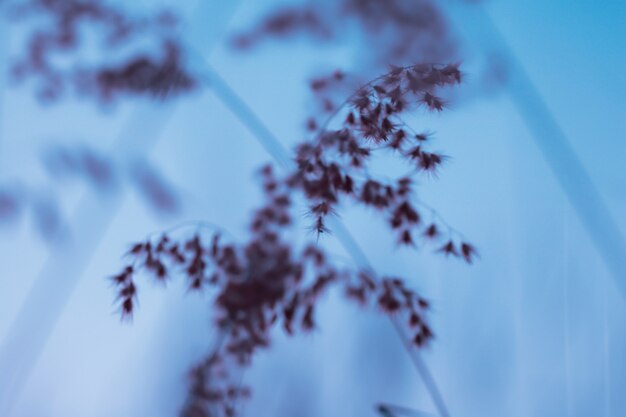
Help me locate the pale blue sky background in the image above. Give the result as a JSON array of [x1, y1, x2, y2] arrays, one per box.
[[0, 0, 625, 416]]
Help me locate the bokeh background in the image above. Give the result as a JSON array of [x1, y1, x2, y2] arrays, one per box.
[[0, 0, 625, 416]]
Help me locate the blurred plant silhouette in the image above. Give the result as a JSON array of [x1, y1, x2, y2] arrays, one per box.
[[0, 142, 179, 241], [3, 1, 480, 416], [1, 0, 186, 240], [8, 0, 196, 102], [232, 0, 457, 67]]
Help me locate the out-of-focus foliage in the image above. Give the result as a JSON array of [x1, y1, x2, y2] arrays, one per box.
[[7, 0, 196, 103]]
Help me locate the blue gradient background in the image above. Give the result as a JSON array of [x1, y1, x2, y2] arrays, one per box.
[[0, 0, 625, 416]]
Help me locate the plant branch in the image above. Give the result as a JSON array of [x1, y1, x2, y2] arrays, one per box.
[[190, 59, 452, 417]]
